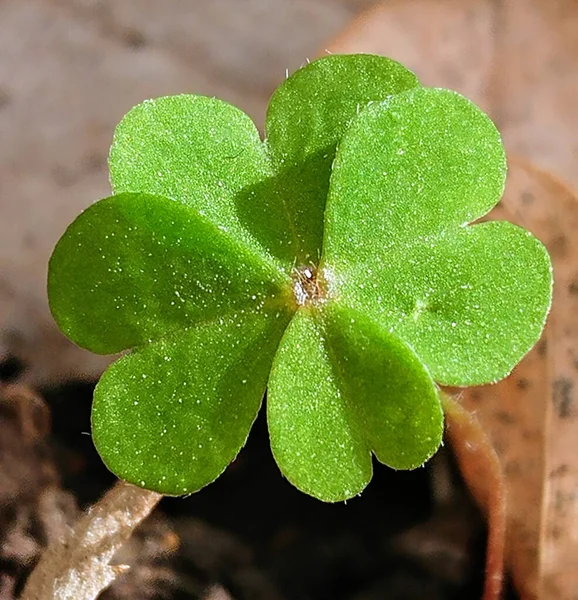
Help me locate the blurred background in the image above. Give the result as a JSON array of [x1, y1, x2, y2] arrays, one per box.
[[1, 1, 577, 599]]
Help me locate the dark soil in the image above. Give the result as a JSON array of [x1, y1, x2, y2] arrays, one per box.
[[0, 358, 519, 600]]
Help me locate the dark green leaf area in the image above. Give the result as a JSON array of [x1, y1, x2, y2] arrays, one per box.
[[48, 193, 291, 354], [92, 309, 291, 496], [266, 54, 420, 264], [109, 95, 293, 267], [323, 87, 507, 266], [334, 221, 553, 386], [267, 305, 442, 503]]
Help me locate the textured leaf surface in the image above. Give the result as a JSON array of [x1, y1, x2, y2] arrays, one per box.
[[323, 87, 507, 266], [109, 95, 292, 267], [267, 305, 442, 502], [45, 50, 555, 506], [92, 309, 291, 495], [48, 192, 290, 354], [332, 221, 552, 385], [266, 54, 419, 263], [268, 309, 371, 502], [323, 305, 443, 469]]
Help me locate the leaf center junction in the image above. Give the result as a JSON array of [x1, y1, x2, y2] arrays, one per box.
[[292, 264, 327, 308]]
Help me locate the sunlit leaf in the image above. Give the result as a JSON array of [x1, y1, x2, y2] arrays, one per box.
[[331, 222, 552, 385], [93, 309, 291, 495], [48, 192, 290, 354], [323, 87, 506, 266], [266, 54, 420, 263], [267, 304, 443, 502], [47, 54, 553, 502], [109, 95, 292, 267]]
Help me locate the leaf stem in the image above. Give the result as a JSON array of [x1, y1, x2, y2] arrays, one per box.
[[441, 393, 506, 600], [20, 481, 162, 600]]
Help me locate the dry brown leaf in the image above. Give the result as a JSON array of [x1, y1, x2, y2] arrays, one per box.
[[501, 161, 578, 599], [444, 160, 578, 599], [328, 0, 578, 193]]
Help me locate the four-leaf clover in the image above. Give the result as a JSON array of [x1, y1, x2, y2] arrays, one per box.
[[48, 54, 552, 502]]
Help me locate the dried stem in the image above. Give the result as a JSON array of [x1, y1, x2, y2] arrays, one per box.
[[20, 481, 162, 600], [442, 393, 506, 600]]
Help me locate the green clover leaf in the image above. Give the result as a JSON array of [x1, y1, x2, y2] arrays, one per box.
[[48, 54, 552, 501]]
